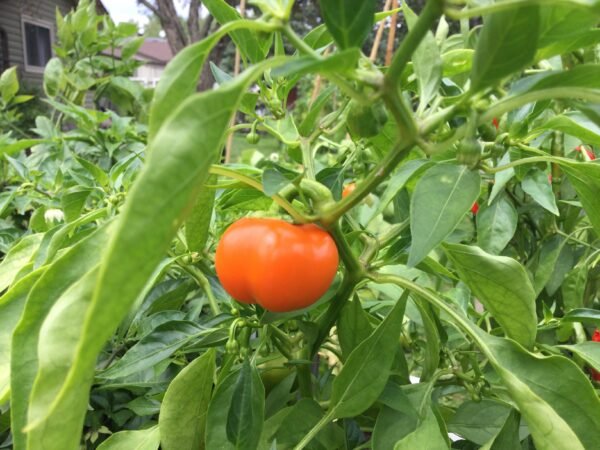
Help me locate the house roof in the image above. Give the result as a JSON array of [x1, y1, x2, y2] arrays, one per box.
[[136, 38, 173, 64]]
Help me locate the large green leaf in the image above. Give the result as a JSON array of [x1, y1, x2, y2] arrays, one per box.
[[25, 267, 99, 449], [536, 5, 600, 60], [409, 164, 481, 267], [226, 359, 265, 450], [10, 226, 110, 450], [337, 296, 374, 361], [482, 332, 600, 450], [443, 243, 537, 348], [448, 400, 516, 445], [205, 369, 239, 449], [318, 0, 376, 49], [561, 161, 600, 235], [96, 426, 160, 450], [480, 409, 521, 450], [521, 168, 559, 215], [404, 3, 442, 110], [0, 269, 45, 403], [0, 234, 43, 293], [477, 194, 518, 255], [159, 349, 216, 450], [329, 294, 406, 418], [471, 5, 540, 91], [21, 64, 273, 450]]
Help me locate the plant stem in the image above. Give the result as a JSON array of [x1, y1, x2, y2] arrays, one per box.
[[210, 165, 308, 223], [185, 265, 221, 315], [480, 156, 553, 174], [320, 140, 414, 225], [301, 138, 316, 180]]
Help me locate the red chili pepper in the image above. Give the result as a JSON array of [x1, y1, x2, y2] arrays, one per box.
[[591, 329, 600, 381], [576, 146, 596, 161], [492, 118, 500, 130], [470, 202, 479, 215]]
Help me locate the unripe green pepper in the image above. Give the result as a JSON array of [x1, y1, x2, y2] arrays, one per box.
[[246, 131, 260, 145], [478, 122, 497, 141], [457, 138, 482, 169], [346, 100, 388, 138]]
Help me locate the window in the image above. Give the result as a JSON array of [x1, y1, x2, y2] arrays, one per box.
[[21, 17, 53, 72], [0, 28, 8, 73]]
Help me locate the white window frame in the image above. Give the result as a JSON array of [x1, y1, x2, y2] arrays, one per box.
[[20, 15, 54, 73]]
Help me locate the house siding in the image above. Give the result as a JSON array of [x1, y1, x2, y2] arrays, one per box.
[[0, 0, 76, 91]]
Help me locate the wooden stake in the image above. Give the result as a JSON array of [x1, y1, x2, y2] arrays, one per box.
[[369, 0, 393, 62], [385, 0, 399, 66], [225, 0, 246, 163]]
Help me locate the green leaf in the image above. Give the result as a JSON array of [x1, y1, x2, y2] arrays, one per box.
[[0, 269, 45, 403], [561, 161, 600, 235], [559, 342, 600, 373], [203, 0, 272, 63], [480, 409, 521, 450], [226, 359, 265, 450], [98, 321, 204, 379], [25, 267, 100, 449], [272, 48, 361, 78], [562, 266, 588, 311], [443, 243, 537, 348], [521, 168, 559, 215], [318, 0, 376, 49], [185, 176, 216, 253], [536, 6, 600, 60], [394, 407, 447, 450], [9, 226, 110, 450], [404, 3, 442, 110], [0, 66, 19, 103], [75, 156, 110, 187], [121, 36, 145, 60], [512, 65, 600, 95], [368, 160, 429, 224], [480, 332, 600, 450], [96, 426, 160, 450], [329, 294, 406, 418], [477, 194, 518, 255], [205, 369, 238, 449], [61, 189, 91, 223], [159, 349, 216, 450], [535, 112, 600, 145], [471, 5, 540, 91], [43, 57, 65, 98], [531, 236, 563, 296], [0, 234, 43, 292], [448, 400, 515, 446], [337, 296, 374, 361], [409, 164, 481, 267], [271, 399, 343, 449], [562, 308, 600, 326], [413, 301, 440, 381]]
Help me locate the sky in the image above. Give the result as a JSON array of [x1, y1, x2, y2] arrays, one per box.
[[102, 0, 188, 27]]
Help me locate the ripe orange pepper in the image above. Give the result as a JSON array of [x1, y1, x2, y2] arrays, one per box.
[[215, 218, 339, 312], [342, 183, 356, 198]]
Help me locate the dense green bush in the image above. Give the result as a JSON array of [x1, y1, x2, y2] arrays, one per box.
[[1, 0, 600, 449]]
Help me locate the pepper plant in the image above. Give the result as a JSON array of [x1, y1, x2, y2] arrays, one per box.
[[1, 0, 600, 449]]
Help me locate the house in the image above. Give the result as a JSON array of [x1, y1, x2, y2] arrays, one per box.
[[0, 0, 107, 90], [130, 37, 173, 88]]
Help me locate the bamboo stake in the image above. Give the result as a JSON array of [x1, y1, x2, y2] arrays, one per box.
[[385, 0, 399, 66], [225, 0, 246, 163], [370, 0, 393, 62]]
